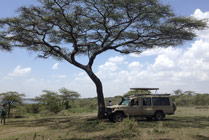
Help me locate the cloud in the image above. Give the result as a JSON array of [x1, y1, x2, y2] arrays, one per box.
[[192, 9, 209, 40], [9, 65, 31, 77], [97, 56, 126, 79], [108, 56, 126, 63], [52, 63, 59, 70], [98, 61, 118, 72], [97, 56, 127, 75], [52, 74, 67, 79], [192, 9, 209, 20], [128, 62, 142, 70], [130, 47, 182, 58]]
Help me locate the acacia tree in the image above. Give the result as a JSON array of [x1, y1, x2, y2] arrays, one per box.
[[0, 0, 207, 118], [173, 89, 183, 96], [36, 90, 62, 113], [0, 91, 25, 118], [59, 87, 80, 109]]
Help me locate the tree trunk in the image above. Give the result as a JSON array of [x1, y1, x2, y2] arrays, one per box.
[[8, 103, 11, 118], [85, 68, 106, 119]]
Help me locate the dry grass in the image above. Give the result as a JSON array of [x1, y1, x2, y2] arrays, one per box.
[[0, 107, 209, 140]]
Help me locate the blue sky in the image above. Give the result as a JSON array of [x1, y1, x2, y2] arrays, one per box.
[[0, 0, 209, 98]]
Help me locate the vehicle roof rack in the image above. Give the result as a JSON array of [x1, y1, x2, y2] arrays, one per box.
[[130, 88, 159, 91], [133, 94, 170, 96]]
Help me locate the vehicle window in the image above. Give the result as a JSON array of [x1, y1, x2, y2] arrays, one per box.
[[161, 97, 170, 105], [153, 97, 170, 106], [135, 99, 139, 105], [152, 97, 161, 106], [131, 99, 139, 106], [143, 97, 151, 106], [119, 98, 130, 105]]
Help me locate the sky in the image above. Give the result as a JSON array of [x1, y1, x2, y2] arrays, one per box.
[[0, 0, 209, 98]]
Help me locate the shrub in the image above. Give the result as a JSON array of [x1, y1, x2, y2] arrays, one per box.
[[118, 118, 140, 138], [25, 104, 41, 114]]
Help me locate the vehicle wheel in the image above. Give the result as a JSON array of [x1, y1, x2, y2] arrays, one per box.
[[154, 111, 164, 121], [113, 112, 124, 122]]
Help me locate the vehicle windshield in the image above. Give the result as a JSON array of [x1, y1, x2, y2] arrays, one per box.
[[119, 98, 130, 105]]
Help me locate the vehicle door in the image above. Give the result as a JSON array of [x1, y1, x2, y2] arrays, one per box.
[[142, 97, 154, 115], [126, 98, 143, 116]]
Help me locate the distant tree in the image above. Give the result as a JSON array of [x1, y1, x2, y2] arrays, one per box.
[[0, 91, 25, 118], [36, 90, 61, 113], [173, 89, 183, 96], [0, 0, 207, 118], [59, 87, 80, 109], [183, 91, 196, 96]]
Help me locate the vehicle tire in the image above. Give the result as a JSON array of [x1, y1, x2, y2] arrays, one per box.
[[113, 112, 124, 122], [154, 111, 164, 121]]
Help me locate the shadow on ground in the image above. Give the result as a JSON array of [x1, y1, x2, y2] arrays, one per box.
[[7, 115, 209, 129], [195, 135, 209, 140], [136, 116, 209, 129], [5, 115, 209, 140]]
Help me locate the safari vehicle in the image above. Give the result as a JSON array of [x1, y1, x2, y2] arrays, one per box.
[[106, 88, 176, 122]]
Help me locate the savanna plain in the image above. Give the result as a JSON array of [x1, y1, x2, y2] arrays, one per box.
[[0, 106, 209, 140]]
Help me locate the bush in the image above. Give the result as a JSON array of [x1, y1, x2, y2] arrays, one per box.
[[11, 105, 26, 118], [118, 118, 140, 138], [25, 104, 41, 114], [172, 94, 209, 106]]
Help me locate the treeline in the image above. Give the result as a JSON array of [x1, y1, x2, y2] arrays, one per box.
[[0, 88, 82, 117], [172, 94, 209, 106], [0, 88, 119, 118], [171, 89, 209, 106], [0, 89, 209, 118]]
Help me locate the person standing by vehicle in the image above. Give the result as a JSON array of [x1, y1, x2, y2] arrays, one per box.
[[108, 100, 112, 106], [0, 104, 6, 125]]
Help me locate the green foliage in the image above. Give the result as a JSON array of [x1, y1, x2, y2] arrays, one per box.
[[70, 98, 98, 113], [32, 88, 81, 114], [0, 91, 25, 105], [12, 105, 26, 118], [194, 94, 209, 106], [59, 87, 80, 109], [25, 104, 41, 114], [172, 94, 209, 106], [0, 91, 25, 117], [0, 0, 206, 54], [152, 122, 168, 134], [36, 90, 62, 114], [173, 89, 183, 95], [118, 118, 140, 138]]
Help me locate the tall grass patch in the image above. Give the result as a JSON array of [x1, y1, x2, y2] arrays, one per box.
[[118, 118, 140, 138]]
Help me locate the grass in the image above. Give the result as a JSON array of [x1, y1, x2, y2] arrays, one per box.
[[0, 107, 209, 140]]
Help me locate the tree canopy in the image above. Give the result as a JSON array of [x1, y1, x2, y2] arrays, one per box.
[[0, 91, 25, 117], [35, 88, 80, 112], [59, 87, 80, 109], [0, 0, 207, 118], [36, 90, 62, 113]]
